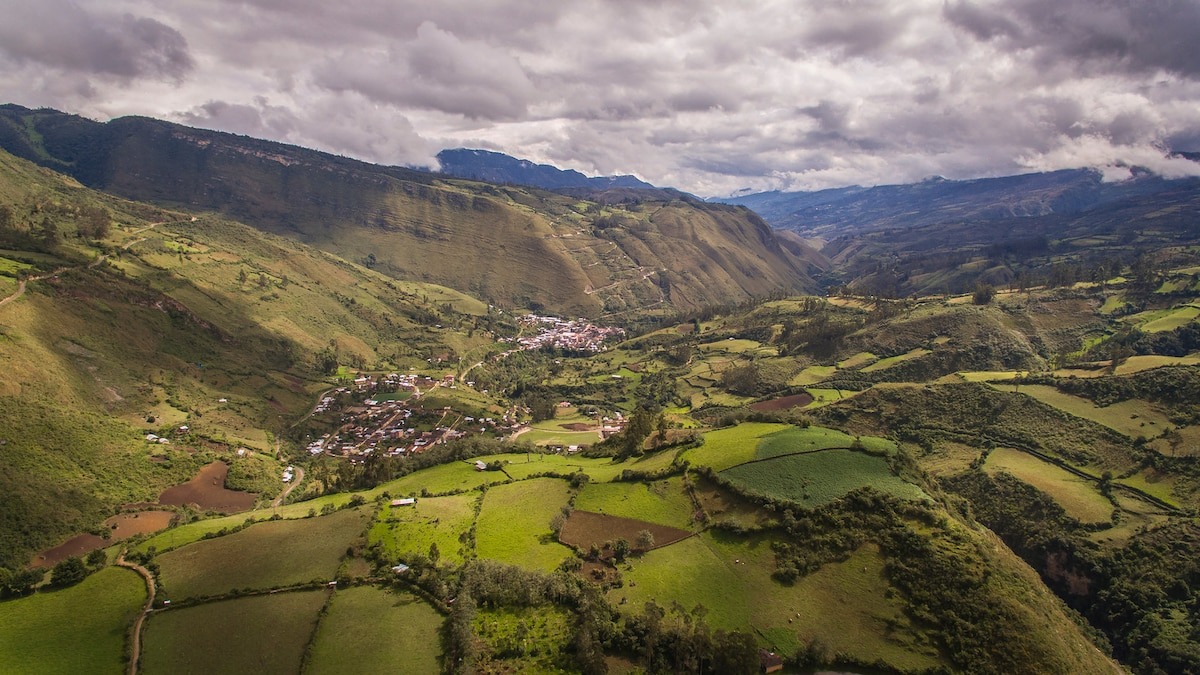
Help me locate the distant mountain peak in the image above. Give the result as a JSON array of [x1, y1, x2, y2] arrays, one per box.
[[436, 148, 656, 191]]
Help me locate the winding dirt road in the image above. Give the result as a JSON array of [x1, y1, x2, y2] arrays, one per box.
[[115, 550, 157, 675]]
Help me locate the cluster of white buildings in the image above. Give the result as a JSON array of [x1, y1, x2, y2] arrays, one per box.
[[505, 314, 625, 352]]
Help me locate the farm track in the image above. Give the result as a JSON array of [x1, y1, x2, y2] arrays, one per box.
[[115, 550, 157, 675]]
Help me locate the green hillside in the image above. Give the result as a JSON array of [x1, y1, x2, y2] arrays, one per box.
[[0, 105, 813, 319]]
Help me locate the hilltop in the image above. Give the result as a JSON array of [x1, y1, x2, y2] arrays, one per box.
[[436, 148, 658, 192], [0, 105, 813, 320]]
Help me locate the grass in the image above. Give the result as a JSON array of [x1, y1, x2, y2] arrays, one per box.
[[141, 590, 326, 675], [374, 461, 509, 496], [681, 422, 791, 471], [860, 348, 931, 373], [307, 587, 442, 674], [0, 567, 145, 675], [475, 478, 573, 572], [474, 605, 575, 672], [697, 338, 774, 355], [788, 364, 837, 386], [611, 533, 941, 671], [154, 507, 370, 600], [520, 428, 602, 447], [721, 450, 928, 507], [837, 352, 878, 369], [1114, 354, 1200, 375], [1136, 305, 1199, 333], [756, 425, 894, 459], [804, 387, 866, 407], [488, 450, 677, 483], [573, 477, 696, 530], [984, 448, 1114, 524], [1012, 384, 1172, 439], [368, 493, 476, 564]]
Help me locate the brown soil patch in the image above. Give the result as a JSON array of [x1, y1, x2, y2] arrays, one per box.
[[749, 392, 814, 412], [692, 476, 777, 529], [32, 534, 107, 568], [559, 511, 691, 552], [561, 422, 595, 431], [158, 461, 257, 512], [104, 510, 176, 538]]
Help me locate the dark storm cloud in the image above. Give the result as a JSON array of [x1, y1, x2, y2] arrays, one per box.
[[945, 0, 1200, 77], [5, 0, 1199, 194], [0, 0, 192, 81]]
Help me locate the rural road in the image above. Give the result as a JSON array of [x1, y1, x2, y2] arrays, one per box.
[[115, 550, 157, 675], [271, 466, 305, 507]]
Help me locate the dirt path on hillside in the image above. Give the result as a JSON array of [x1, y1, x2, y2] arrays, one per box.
[[272, 466, 305, 507], [0, 220, 173, 311], [116, 550, 157, 675]]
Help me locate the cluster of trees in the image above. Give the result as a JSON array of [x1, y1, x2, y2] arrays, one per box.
[[0, 548, 107, 598]]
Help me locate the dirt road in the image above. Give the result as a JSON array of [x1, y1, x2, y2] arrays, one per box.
[[115, 550, 157, 675]]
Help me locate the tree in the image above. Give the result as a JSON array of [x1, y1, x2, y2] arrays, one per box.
[[973, 282, 996, 305], [36, 217, 58, 248], [636, 529, 655, 550], [77, 205, 110, 240], [50, 556, 88, 588], [86, 548, 107, 568], [238, 268, 248, 285], [428, 541, 440, 565], [614, 538, 630, 562]]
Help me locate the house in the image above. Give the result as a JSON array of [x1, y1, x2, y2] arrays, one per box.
[[474, 460, 488, 471], [758, 650, 784, 674], [391, 564, 410, 574], [390, 498, 416, 507]]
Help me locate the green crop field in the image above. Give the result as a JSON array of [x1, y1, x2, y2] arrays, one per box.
[[0, 567, 145, 675], [984, 448, 1114, 524], [1136, 305, 1200, 333], [837, 351, 878, 369], [155, 507, 370, 600], [804, 387, 866, 407], [756, 426, 894, 459], [475, 478, 572, 572], [519, 428, 602, 447], [369, 493, 476, 564], [682, 422, 791, 471], [1114, 354, 1200, 375], [307, 587, 442, 674], [721, 450, 928, 507], [141, 590, 326, 675], [573, 477, 695, 530]]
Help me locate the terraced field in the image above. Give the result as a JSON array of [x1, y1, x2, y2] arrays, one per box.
[[721, 450, 928, 507]]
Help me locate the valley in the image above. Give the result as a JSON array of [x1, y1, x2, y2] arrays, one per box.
[[0, 122, 1197, 674]]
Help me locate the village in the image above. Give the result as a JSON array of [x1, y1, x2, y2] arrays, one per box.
[[505, 314, 625, 352]]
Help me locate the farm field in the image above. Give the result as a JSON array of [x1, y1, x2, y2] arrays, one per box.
[[1012, 384, 1173, 439], [860, 348, 931, 372], [837, 352, 878, 369], [573, 477, 695, 530], [487, 449, 676, 482], [368, 493, 476, 565], [804, 387, 865, 407], [1132, 305, 1199, 333], [721, 450, 928, 507], [141, 590, 326, 675], [682, 422, 791, 471], [307, 587, 442, 674], [984, 448, 1114, 524], [557, 510, 691, 552], [155, 507, 370, 600], [0, 567, 145, 675], [756, 425, 893, 459], [475, 478, 572, 572], [788, 364, 837, 386], [375, 460, 508, 496], [474, 605, 575, 672], [519, 427, 602, 446]]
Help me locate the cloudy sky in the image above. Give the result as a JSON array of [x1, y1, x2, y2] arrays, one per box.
[[3, 0, 1200, 196]]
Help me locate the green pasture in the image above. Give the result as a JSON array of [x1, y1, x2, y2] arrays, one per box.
[[721, 450, 928, 507], [1132, 305, 1199, 333], [376, 460, 509, 496], [307, 587, 442, 674], [756, 426, 894, 459], [519, 428, 601, 447], [0, 256, 32, 277], [788, 364, 837, 386], [682, 422, 791, 471], [474, 605, 574, 672], [804, 387, 866, 408], [369, 493, 477, 565], [0, 567, 145, 675], [1115, 470, 1180, 509], [141, 590, 326, 675], [1012, 384, 1171, 439], [612, 533, 940, 671], [573, 477, 695, 530], [697, 338, 775, 356], [475, 478, 572, 572], [155, 507, 370, 600], [1114, 354, 1200, 375], [860, 348, 931, 373], [837, 352, 878, 369], [489, 449, 677, 483], [984, 448, 1114, 524]]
